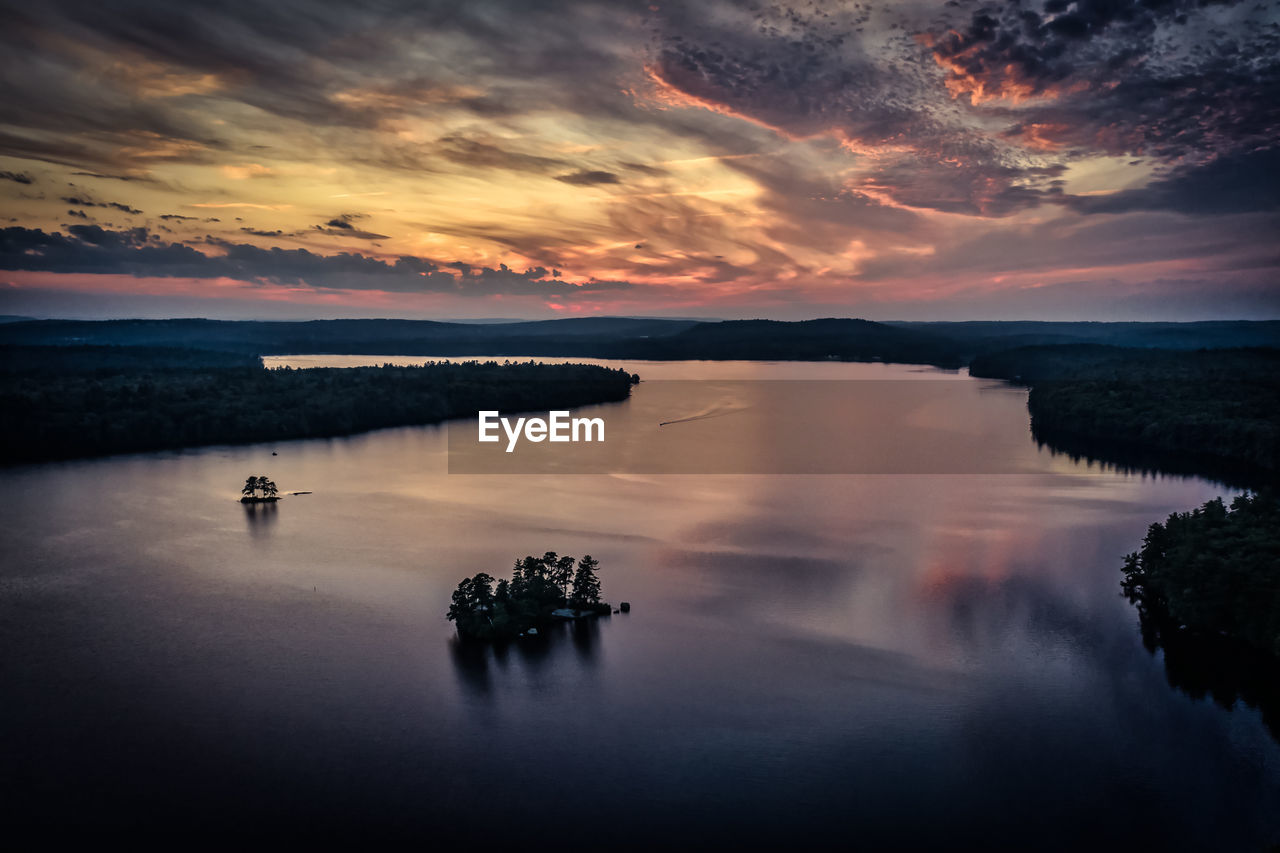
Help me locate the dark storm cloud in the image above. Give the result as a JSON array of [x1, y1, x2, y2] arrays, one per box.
[[1062, 148, 1280, 216], [651, 3, 929, 146], [554, 170, 621, 186], [0, 170, 34, 184], [0, 224, 635, 296], [647, 0, 1280, 217], [929, 0, 1179, 98], [0, 0, 792, 184], [931, 0, 1280, 163], [647, 1, 1063, 216], [860, 161, 1066, 218], [0, 0, 665, 175]]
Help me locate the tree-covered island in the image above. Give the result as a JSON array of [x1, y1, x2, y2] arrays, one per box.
[[448, 552, 611, 641]]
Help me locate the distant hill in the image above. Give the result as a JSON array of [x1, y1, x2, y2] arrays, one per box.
[[1, 317, 1275, 368], [0, 316, 964, 366], [0, 317, 697, 353], [610, 318, 964, 366]]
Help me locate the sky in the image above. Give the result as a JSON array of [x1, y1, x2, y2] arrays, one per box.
[[0, 0, 1277, 321]]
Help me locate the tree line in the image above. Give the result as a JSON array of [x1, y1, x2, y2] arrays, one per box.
[[1120, 491, 1280, 739], [1122, 492, 1280, 657], [970, 345, 1280, 481], [0, 350, 636, 464]]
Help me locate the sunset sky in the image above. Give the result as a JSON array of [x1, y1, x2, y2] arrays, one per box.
[[1, 0, 1277, 320]]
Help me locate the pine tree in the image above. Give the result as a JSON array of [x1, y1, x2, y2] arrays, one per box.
[[571, 555, 602, 608]]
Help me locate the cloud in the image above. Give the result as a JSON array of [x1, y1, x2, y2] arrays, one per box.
[[1061, 148, 1280, 216], [619, 161, 668, 177], [313, 212, 388, 240], [0, 225, 637, 296], [220, 163, 275, 180], [322, 213, 363, 230], [644, 2, 1059, 216], [239, 227, 293, 237], [0, 170, 34, 185], [0, 0, 1275, 319], [645, 0, 1280, 218], [60, 196, 143, 215], [928, 0, 1280, 165], [435, 135, 566, 174], [555, 170, 621, 186], [70, 171, 146, 182]]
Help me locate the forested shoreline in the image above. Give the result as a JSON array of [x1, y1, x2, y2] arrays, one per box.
[[969, 346, 1280, 483], [0, 348, 636, 464], [1121, 493, 1280, 739]]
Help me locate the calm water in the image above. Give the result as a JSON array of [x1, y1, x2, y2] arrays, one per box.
[[2, 360, 1276, 848]]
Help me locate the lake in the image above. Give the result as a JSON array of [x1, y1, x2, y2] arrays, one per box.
[[1, 359, 1276, 849]]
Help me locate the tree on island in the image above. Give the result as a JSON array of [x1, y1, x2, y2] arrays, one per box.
[[548, 551, 576, 602], [448, 552, 611, 641], [448, 573, 495, 625], [241, 474, 279, 500], [571, 555, 601, 607]]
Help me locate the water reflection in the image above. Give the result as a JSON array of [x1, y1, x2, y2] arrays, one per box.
[[448, 637, 491, 698], [1137, 608, 1280, 742], [242, 500, 278, 536], [568, 616, 602, 664], [447, 616, 605, 701], [1033, 431, 1265, 490]]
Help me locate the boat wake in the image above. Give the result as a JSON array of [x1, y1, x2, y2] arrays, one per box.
[[659, 400, 749, 427]]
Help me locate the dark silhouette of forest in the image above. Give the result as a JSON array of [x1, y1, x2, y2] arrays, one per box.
[[0, 316, 968, 366], [1122, 493, 1280, 738], [4, 317, 1278, 360], [969, 344, 1280, 725], [970, 346, 1280, 482], [0, 348, 635, 464], [4, 316, 1277, 371], [448, 552, 610, 642], [1124, 493, 1280, 656]]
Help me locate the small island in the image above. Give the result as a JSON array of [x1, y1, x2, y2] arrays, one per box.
[[240, 474, 280, 503], [447, 551, 612, 642]]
